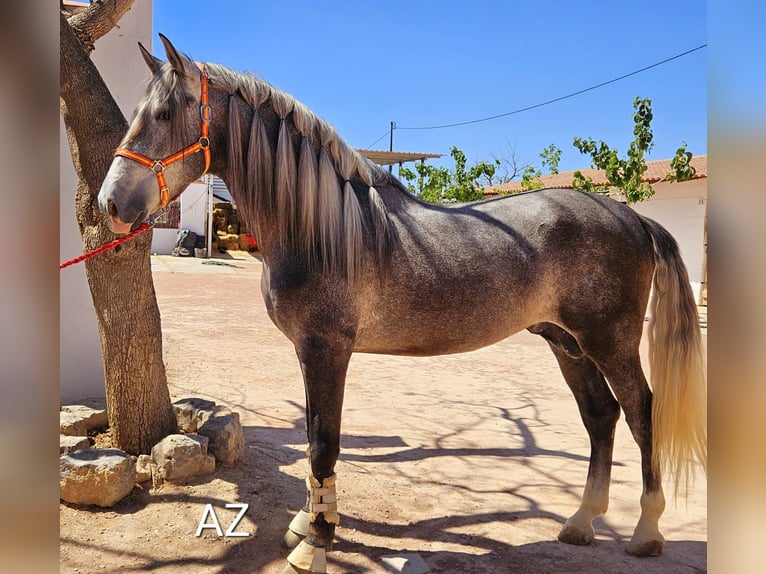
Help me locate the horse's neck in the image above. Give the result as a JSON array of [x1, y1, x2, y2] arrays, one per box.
[[212, 84, 419, 263], [215, 94, 279, 251]]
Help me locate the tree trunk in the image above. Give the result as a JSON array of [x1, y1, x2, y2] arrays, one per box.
[[60, 3, 177, 454]]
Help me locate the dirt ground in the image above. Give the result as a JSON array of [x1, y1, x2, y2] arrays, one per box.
[[59, 251, 707, 574]]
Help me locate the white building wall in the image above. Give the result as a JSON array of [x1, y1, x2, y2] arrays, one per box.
[[181, 182, 209, 237], [60, 2, 153, 403], [632, 178, 707, 301], [151, 228, 181, 255]]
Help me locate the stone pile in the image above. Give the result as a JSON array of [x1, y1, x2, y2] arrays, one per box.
[[174, 397, 246, 466], [59, 398, 245, 508]]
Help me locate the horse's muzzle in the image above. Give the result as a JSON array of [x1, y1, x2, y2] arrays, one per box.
[[105, 198, 145, 235]]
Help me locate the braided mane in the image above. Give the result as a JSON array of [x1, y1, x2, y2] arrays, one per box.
[[204, 63, 397, 281]]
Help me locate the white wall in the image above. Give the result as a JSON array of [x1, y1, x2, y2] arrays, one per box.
[[180, 181, 209, 237], [632, 178, 707, 301], [150, 180, 209, 254], [60, 2, 153, 404]]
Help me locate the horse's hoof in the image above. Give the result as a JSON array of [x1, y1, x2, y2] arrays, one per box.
[[283, 528, 305, 550], [626, 535, 664, 557], [557, 522, 595, 546]]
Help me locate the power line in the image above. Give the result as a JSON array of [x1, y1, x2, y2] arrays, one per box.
[[395, 44, 707, 131], [365, 129, 391, 149]]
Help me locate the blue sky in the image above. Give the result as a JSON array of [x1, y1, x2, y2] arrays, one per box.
[[152, 1, 708, 175]]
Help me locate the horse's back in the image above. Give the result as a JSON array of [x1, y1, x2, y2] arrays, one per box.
[[386, 188, 653, 296]]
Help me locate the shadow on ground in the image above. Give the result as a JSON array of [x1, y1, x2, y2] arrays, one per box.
[[62, 398, 706, 573]]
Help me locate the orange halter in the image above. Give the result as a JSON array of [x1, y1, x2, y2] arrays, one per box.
[[114, 65, 212, 208]]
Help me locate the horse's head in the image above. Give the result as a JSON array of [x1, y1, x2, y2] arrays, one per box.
[[98, 35, 212, 234]]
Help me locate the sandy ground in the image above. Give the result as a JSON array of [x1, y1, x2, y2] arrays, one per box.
[[60, 251, 707, 573]]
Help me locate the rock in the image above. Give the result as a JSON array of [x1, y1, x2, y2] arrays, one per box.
[[151, 434, 215, 482], [135, 454, 154, 483], [60, 449, 135, 507], [60, 435, 91, 455], [172, 398, 216, 433], [60, 405, 108, 436], [199, 453, 216, 475], [198, 411, 245, 466], [196, 404, 228, 427]]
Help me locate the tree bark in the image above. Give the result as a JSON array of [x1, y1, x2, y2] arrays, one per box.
[[60, 2, 177, 454]]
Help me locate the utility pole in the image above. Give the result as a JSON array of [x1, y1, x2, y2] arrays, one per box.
[[388, 121, 395, 172]]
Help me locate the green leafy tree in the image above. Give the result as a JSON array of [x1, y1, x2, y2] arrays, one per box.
[[398, 161, 450, 200], [572, 96, 655, 202], [665, 142, 697, 182], [520, 165, 543, 190], [572, 97, 697, 204], [399, 146, 499, 203], [519, 144, 563, 190], [540, 143, 562, 175]]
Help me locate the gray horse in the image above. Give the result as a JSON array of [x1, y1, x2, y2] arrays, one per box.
[[98, 35, 706, 574]]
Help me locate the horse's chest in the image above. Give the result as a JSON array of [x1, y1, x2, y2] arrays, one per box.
[[260, 264, 357, 344], [259, 265, 297, 338]]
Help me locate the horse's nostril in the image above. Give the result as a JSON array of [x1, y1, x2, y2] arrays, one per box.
[[108, 200, 119, 217]]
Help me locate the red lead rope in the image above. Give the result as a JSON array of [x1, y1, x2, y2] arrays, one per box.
[[59, 223, 152, 269]]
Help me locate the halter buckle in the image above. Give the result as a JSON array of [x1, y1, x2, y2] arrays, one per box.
[[160, 186, 170, 208], [152, 160, 165, 173], [200, 104, 212, 122]]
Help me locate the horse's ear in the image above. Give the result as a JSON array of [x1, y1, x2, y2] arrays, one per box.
[[138, 42, 163, 75], [158, 33, 189, 76]]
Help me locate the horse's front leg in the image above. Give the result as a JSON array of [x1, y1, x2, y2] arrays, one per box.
[[284, 335, 352, 574]]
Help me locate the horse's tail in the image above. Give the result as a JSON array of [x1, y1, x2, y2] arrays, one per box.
[[639, 215, 707, 498]]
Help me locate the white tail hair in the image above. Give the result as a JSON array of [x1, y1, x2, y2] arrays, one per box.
[[642, 215, 707, 498]]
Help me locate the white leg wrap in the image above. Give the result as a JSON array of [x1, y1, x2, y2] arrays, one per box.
[[287, 540, 327, 573], [307, 474, 339, 525]]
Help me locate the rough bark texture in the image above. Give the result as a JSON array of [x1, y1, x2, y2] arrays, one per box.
[[60, 3, 177, 454], [66, 0, 136, 52]]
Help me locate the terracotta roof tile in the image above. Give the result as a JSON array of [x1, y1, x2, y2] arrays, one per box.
[[486, 154, 706, 194]]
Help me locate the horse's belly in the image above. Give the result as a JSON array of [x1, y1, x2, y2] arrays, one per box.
[[353, 260, 547, 356], [353, 307, 531, 356]]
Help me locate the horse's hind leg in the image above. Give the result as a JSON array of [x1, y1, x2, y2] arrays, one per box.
[[542, 337, 621, 546], [589, 347, 666, 557], [283, 335, 352, 574], [581, 322, 665, 556]]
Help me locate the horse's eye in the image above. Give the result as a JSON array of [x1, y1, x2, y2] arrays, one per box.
[[155, 109, 171, 121]]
